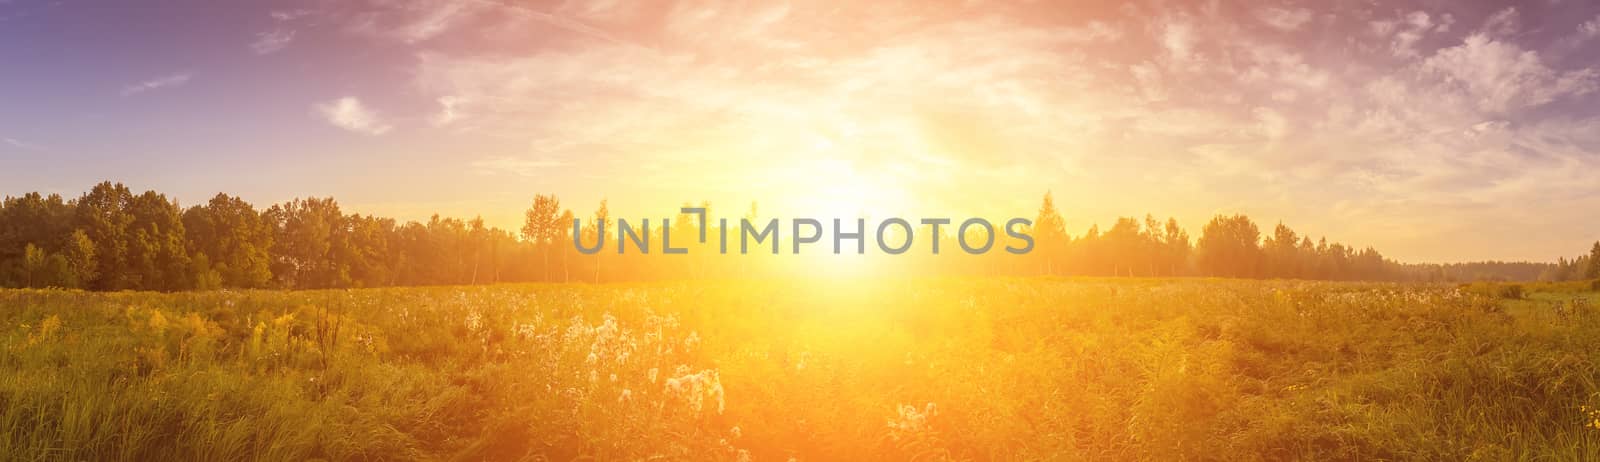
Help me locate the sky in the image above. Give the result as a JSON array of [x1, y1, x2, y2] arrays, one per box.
[[2, 0, 1600, 263]]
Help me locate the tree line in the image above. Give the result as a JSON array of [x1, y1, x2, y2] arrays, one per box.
[[1023, 192, 1600, 282], [1540, 242, 1600, 282], [0, 183, 546, 290], [1025, 192, 1394, 280], [0, 183, 1594, 290]]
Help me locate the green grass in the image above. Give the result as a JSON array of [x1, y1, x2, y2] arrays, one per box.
[[1, 278, 1598, 461]]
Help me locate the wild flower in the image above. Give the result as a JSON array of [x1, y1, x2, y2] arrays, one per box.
[[665, 369, 725, 414], [684, 331, 700, 351], [248, 321, 265, 357], [25, 315, 62, 346], [887, 402, 939, 442], [147, 309, 169, 332], [514, 323, 539, 340]]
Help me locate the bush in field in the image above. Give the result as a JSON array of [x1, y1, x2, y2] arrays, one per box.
[[1462, 281, 1524, 299]]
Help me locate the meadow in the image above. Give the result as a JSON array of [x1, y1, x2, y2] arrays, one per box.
[[2, 278, 1599, 461]]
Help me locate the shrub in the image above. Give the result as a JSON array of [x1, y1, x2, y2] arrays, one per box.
[[1461, 282, 1526, 300]]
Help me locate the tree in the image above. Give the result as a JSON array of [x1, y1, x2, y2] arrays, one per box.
[[22, 243, 46, 288], [1264, 222, 1301, 279], [558, 210, 575, 281], [184, 193, 273, 288], [265, 198, 343, 289], [337, 214, 394, 287], [0, 192, 73, 268], [124, 190, 192, 290], [467, 217, 490, 284], [63, 230, 97, 288], [1196, 214, 1262, 278], [1104, 217, 1144, 277], [590, 200, 611, 282], [190, 253, 223, 290], [522, 194, 562, 281], [1162, 218, 1191, 276], [1587, 241, 1600, 280], [1298, 237, 1319, 279], [1033, 192, 1068, 275], [1079, 225, 1103, 275], [74, 182, 136, 290]]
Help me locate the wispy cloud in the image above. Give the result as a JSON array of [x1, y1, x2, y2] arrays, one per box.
[[121, 72, 192, 96], [251, 29, 295, 54], [471, 156, 571, 176], [1581, 15, 1600, 40], [1421, 33, 1598, 114], [295, 0, 1600, 260], [1481, 7, 1519, 37], [314, 97, 392, 135], [3, 137, 46, 151], [1256, 7, 1313, 32], [270, 9, 311, 21]]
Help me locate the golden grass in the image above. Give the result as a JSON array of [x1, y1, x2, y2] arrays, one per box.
[[1, 278, 1598, 461]]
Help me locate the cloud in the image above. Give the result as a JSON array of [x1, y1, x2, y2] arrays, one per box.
[[1253, 107, 1289, 139], [1481, 7, 1518, 37], [251, 29, 295, 54], [1422, 33, 1598, 114], [1130, 63, 1166, 102], [1256, 7, 1313, 32], [1160, 19, 1198, 62], [1405, 11, 1432, 29], [343, 0, 489, 44], [398, 1, 471, 43], [270, 9, 310, 21], [1581, 15, 1600, 40], [1369, 10, 1442, 57], [121, 72, 192, 96], [3, 137, 46, 151], [314, 97, 392, 135], [328, 0, 1600, 260], [471, 156, 571, 176], [431, 96, 461, 127]]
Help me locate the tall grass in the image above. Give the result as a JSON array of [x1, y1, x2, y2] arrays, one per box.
[[1, 279, 1597, 460]]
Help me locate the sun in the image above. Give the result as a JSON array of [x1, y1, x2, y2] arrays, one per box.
[[787, 157, 914, 221]]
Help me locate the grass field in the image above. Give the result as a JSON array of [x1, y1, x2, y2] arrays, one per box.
[[2, 278, 1599, 461]]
